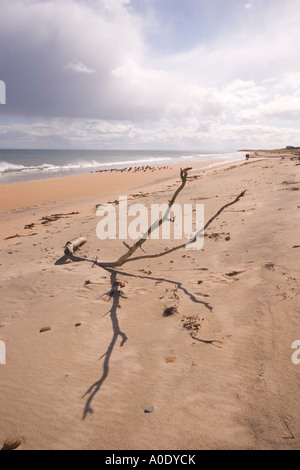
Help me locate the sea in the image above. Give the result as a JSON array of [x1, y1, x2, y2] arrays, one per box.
[[0, 149, 244, 185]]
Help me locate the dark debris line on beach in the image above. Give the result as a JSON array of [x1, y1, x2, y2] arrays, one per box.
[[4, 212, 80, 240]]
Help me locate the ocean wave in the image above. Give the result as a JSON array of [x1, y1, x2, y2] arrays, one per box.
[[0, 161, 27, 173], [181, 152, 242, 161], [192, 157, 244, 172], [60, 157, 173, 169], [0, 161, 60, 174], [0, 157, 173, 175]]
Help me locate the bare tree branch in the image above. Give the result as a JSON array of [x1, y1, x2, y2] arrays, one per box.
[[115, 189, 246, 265]]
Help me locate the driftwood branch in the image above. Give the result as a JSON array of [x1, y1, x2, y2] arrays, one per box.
[[116, 189, 246, 264], [64, 236, 87, 257], [63, 168, 246, 268], [104, 167, 191, 267]]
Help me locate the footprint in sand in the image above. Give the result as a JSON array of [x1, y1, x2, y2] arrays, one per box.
[[202, 268, 250, 287], [194, 291, 210, 297], [133, 288, 151, 296]]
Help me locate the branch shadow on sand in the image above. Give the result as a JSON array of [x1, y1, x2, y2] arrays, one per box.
[[81, 269, 127, 420], [80, 266, 213, 420]]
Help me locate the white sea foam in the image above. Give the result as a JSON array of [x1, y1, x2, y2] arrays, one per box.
[[0, 157, 173, 175], [0, 161, 26, 173], [192, 157, 244, 173], [0, 150, 242, 184]]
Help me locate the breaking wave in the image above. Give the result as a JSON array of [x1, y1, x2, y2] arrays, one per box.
[[0, 157, 174, 175]]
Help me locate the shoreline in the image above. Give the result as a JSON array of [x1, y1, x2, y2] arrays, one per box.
[[0, 158, 244, 215], [1, 147, 295, 218], [0, 149, 243, 187], [0, 157, 249, 243]]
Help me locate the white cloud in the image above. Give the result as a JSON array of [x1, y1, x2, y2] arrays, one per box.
[[274, 73, 300, 93], [221, 80, 267, 108], [109, 60, 227, 120], [0, 117, 299, 151], [244, 2, 253, 10], [0, 0, 146, 118], [64, 61, 96, 74], [237, 95, 300, 122]]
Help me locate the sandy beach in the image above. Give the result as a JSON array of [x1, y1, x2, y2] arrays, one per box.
[[0, 150, 300, 450]]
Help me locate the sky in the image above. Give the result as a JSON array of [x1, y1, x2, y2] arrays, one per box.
[[0, 0, 299, 150]]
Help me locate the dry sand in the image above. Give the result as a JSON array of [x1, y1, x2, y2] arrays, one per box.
[[0, 152, 300, 450]]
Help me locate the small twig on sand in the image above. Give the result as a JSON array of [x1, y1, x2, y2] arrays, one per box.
[[283, 419, 295, 439], [190, 333, 223, 348]]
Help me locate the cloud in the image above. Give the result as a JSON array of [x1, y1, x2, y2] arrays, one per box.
[[2, 0, 297, 119], [0, 0, 300, 149], [109, 60, 227, 120], [274, 73, 300, 93], [221, 80, 267, 108], [0, 116, 299, 151], [64, 61, 96, 74], [0, 0, 145, 118], [162, 1, 300, 87], [237, 95, 300, 122], [244, 2, 253, 10]]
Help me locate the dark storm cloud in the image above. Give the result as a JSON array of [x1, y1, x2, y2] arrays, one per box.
[[0, 0, 147, 119]]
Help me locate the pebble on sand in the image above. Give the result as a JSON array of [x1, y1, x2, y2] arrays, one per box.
[[165, 356, 176, 363], [2, 436, 22, 450], [39, 326, 52, 333], [144, 406, 154, 413]]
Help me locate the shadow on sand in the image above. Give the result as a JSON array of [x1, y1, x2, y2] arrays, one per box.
[[81, 269, 128, 420], [54, 256, 213, 419], [80, 266, 213, 420]]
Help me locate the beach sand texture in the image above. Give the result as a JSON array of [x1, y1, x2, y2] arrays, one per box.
[[0, 151, 300, 450]]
